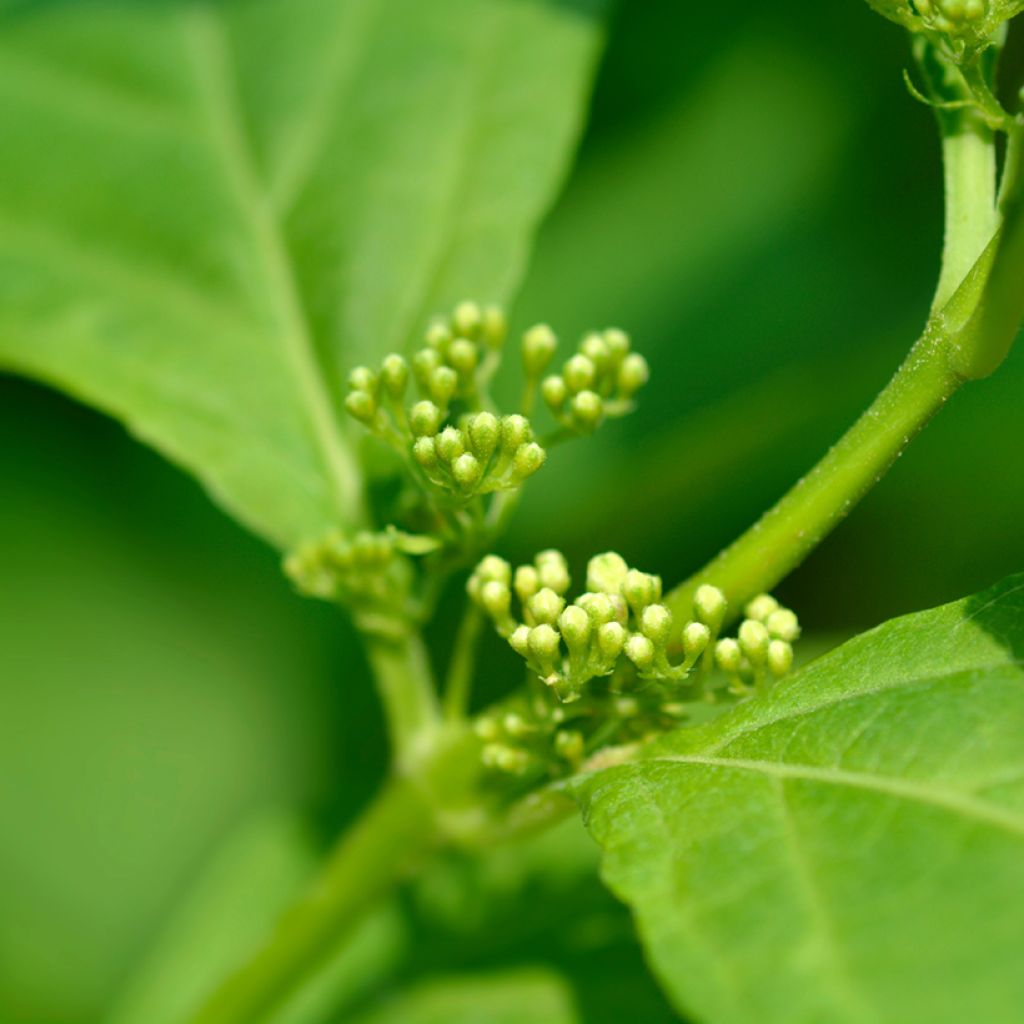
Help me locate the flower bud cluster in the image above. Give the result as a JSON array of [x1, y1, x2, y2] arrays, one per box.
[[468, 551, 710, 704], [283, 529, 412, 628], [712, 592, 801, 695], [533, 327, 650, 436], [867, 0, 1023, 57]]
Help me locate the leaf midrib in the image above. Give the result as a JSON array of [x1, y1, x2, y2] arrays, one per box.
[[181, 5, 365, 533]]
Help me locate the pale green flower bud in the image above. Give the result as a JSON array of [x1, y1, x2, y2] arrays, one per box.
[[578, 592, 615, 625], [603, 328, 631, 361], [448, 338, 479, 376], [511, 442, 546, 482], [474, 716, 501, 741], [766, 608, 801, 642], [580, 332, 611, 372], [503, 712, 531, 739], [466, 411, 500, 460], [586, 552, 630, 595], [429, 365, 458, 404], [768, 639, 794, 678], [715, 638, 742, 673], [559, 605, 592, 650], [563, 354, 596, 393], [514, 565, 540, 604], [683, 621, 711, 659], [625, 634, 656, 672], [640, 603, 673, 645], [541, 374, 569, 411], [481, 305, 507, 349], [500, 414, 532, 453], [380, 354, 409, 397], [477, 555, 512, 585], [409, 400, 442, 437], [413, 347, 442, 384], [693, 585, 727, 632], [617, 353, 650, 397], [522, 324, 558, 376], [425, 320, 452, 350], [738, 619, 770, 665], [453, 300, 482, 338], [348, 366, 378, 393], [571, 390, 604, 432], [597, 620, 627, 659], [482, 743, 528, 774], [528, 623, 561, 661], [345, 390, 377, 424], [624, 569, 661, 615], [509, 625, 531, 657], [554, 729, 585, 763], [745, 594, 779, 623], [536, 549, 570, 594], [413, 435, 438, 469], [453, 452, 482, 489], [481, 579, 511, 619], [436, 426, 464, 463], [529, 587, 565, 625]]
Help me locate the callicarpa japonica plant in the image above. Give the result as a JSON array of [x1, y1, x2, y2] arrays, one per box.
[[2, 1, 1024, 1023]]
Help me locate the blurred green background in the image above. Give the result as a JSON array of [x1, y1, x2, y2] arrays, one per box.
[[2, 1, 1022, 1021]]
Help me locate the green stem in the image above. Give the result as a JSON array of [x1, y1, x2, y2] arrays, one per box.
[[186, 777, 439, 1024], [363, 628, 441, 769], [443, 604, 484, 721]]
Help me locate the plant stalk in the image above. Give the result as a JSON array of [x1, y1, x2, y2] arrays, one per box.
[[186, 776, 439, 1024]]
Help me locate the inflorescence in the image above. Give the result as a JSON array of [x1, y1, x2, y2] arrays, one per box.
[[468, 551, 801, 779]]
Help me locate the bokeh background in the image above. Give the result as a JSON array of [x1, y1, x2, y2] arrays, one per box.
[[2, 1, 1022, 1021]]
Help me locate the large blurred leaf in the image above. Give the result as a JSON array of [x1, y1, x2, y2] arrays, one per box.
[[575, 574, 1024, 1024], [0, 0, 607, 548]]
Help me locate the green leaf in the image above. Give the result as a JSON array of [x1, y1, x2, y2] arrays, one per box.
[[574, 574, 1024, 1024], [0, 0, 607, 549], [344, 969, 579, 1024]]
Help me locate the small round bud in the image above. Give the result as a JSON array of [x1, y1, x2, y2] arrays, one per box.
[[512, 442, 546, 481], [453, 452, 482, 489], [522, 324, 558, 376], [474, 716, 500, 741], [640, 603, 673, 645], [448, 338, 479, 376], [603, 328, 631, 361], [580, 332, 611, 372], [586, 552, 630, 596], [529, 587, 565, 625], [503, 713, 530, 739], [693, 585, 727, 631], [409, 400, 442, 437], [528, 624, 561, 660], [541, 375, 569, 411], [597, 621, 627, 659], [425, 320, 452, 350], [617, 353, 650, 397], [536, 549, 570, 594], [738, 620, 770, 665], [466, 411, 500, 460], [625, 634, 656, 672], [413, 347, 442, 383], [563, 354, 596, 393], [765, 608, 801, 642], [436, 426, 465, 463], [482, 743, 528, 774], [715, 638, 742, 673], [480, 580, 510, 619], [477, 555, 512, 585], [745, 594, 779, 623], [413, 436, 438, 469], [380, 354, 409, 397], [768, 639, 794, 678], [453, 300, 482, 337], [509, 625, 531, 657], [683, 621, 711, 658], [514, 565, 540, 603], [481, 305, 507, 349], [501, 414, 532, 453], [348, 366, 378, 393], [345, 390, 377, 424], [570, 390, 604, 432], [578, 592, 615, 625], [429, 365, 458, 404], [559, 605, 592, 650], [624, 569, 662, 614], [554, 730, 585, 764]]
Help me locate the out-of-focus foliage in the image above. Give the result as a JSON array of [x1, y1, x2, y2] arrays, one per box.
[[3, 0, 1024, 1022]]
